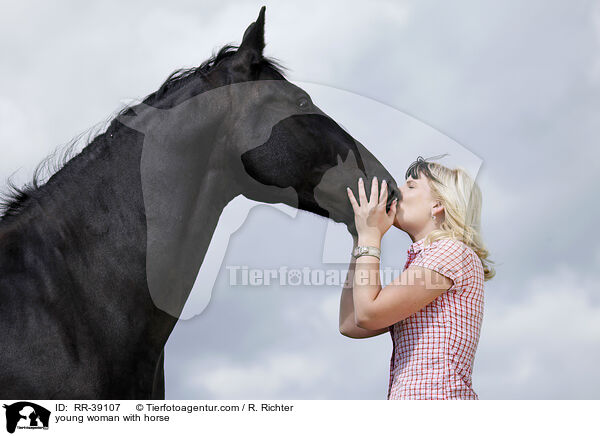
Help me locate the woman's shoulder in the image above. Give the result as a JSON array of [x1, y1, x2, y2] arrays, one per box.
[[424, 237, 474, 256], [420, 237, 481, 281]]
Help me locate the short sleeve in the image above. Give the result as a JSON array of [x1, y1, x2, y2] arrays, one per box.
[[409, 238, 473, 289]]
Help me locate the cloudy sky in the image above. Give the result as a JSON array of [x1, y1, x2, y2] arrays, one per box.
[[1, 0, 599, 399]]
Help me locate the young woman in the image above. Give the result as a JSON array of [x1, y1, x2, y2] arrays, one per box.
[[339, 156, 495, 400]]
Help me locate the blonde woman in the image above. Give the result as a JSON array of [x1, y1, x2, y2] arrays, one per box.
[[340, 156, 494, 400]]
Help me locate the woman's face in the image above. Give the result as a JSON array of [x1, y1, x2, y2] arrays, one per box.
[[393, 175, 439, 234]]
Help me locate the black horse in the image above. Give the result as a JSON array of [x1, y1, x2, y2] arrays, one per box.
[[0, 6, 399, 399]]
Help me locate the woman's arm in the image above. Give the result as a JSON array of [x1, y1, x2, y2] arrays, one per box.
[[344, 177, 453, 331], [339, 235, 390, 339]]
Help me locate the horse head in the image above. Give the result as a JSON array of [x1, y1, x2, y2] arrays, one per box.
[[119, 6, 399, 237], [225, 7, 400, 234]]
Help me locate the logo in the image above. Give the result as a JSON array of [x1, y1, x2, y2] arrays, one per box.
[[3, 402, 50, 434]]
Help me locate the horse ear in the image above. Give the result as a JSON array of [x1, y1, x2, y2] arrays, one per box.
[[239, 6, 266, 54], [233, 6, 266, 69]]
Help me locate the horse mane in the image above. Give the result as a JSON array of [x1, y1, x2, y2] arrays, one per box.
[[0, 44, 288, 220], [145, 44, 287, 105]]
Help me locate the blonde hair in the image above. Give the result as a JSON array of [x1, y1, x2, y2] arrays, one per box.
[[405, 155, 496, 281]]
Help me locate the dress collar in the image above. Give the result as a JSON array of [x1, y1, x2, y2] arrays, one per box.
[[408, 237, 427, 254]]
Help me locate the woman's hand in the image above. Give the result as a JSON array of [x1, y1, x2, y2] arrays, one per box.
[[347, 177, 397, 243]]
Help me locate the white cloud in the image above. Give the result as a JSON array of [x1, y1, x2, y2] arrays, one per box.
[[265, 0, 411, 83], [319, 292, 341, 328], [590, 2, 600, 85], [475, 264, 600, 399], [0, 97, 48, 184], [187, 352, 330, 399]]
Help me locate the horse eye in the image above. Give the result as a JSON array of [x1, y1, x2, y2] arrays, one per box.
[[297, 97, 310, 109]]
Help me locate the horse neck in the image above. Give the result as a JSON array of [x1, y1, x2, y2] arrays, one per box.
[[2, 109, 236, 352]]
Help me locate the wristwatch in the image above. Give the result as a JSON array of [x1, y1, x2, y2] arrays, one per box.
[[352, 245, 381, 260]]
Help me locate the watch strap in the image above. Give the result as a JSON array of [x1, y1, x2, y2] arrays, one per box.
[[352, 245, 381, 259]]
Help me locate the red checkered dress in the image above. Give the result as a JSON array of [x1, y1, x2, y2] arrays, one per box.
[[387, 237, 485, 400]]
